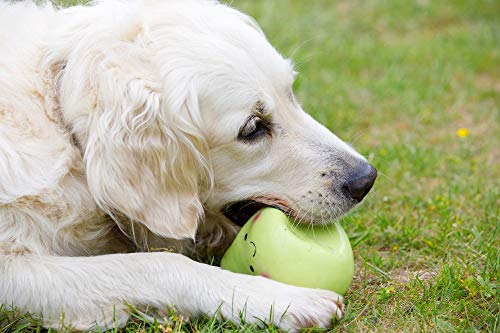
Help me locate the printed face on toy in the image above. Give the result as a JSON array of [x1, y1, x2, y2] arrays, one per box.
[[241, 210, 271, 278], [243, 231, 257, 274], [243, 211, 260, 274]]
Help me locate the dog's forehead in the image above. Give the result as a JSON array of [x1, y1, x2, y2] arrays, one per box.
[[207, 24, 294, 95], [151, 0, 296, 129], [150, 1, 295, 96]]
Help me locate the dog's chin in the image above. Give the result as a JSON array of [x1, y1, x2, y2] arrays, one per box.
[[222, 195, 297, 227]]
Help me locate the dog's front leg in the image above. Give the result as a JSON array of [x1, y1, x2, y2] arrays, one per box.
[[1, 252, 343, 331]]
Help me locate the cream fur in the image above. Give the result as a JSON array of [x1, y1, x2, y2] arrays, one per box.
[[0, 0, 372, 330]]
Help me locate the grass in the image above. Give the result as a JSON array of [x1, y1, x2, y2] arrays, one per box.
[[2, 0, 499, 332]]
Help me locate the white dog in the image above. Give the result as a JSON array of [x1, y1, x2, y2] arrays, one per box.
[[0, 0, 377, 331]]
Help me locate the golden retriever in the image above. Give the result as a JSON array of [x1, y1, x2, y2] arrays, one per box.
[[0, 0, 376, 331]]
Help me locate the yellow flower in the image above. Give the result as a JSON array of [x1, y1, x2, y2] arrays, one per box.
[[456, 128, 469, 138], [384, 285, 396, 294]]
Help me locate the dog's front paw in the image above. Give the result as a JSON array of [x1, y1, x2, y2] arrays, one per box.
[[216, 273, 344, 331], [279, 288, 344, 331]]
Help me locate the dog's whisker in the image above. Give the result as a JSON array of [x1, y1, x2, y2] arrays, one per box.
[[299, 204, 313, 226], [376, 170, 394, 182], [290, 206, 303, 232], [346, 127, 370, 146], [319, 201, 326, 226], [310, 202, 320, 242], [288, 34, 328, 61], [369, 156, 388, 161], [306, 202, 316, 234]]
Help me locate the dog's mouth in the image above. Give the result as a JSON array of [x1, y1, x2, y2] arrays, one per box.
[[222, 196, 296, 227]]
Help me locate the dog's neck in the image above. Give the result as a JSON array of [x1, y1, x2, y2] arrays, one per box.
[[41, 60, 84, 155]]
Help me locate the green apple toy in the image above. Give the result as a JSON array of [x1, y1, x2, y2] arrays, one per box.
[[221, 207, 354, 295]]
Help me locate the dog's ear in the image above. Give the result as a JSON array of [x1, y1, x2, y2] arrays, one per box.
[[83, 64, 209, 239], [42, 3, 211, 239]]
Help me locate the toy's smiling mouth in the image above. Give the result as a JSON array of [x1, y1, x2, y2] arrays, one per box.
[[222, 195, 296, 227], [249, 241, 256, 257]]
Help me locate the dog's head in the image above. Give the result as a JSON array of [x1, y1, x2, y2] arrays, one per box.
[[48, 0, 376, 240]]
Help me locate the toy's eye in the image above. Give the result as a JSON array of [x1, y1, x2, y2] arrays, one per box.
[[244, 233, 248, 240], [249, 265, 254, 272]]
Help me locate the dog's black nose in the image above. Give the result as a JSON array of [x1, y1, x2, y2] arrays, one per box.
[[343, 163, 377, 202]]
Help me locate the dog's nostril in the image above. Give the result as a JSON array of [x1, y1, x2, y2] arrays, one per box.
[[343, 163, 377, 202]]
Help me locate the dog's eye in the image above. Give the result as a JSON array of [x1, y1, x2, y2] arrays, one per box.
[[238, 115, 271, 142]]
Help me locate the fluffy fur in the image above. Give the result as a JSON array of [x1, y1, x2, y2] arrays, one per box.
[[0, 0, 373, 331]]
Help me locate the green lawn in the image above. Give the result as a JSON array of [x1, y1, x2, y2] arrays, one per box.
[[2, 0, 499, 332]]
